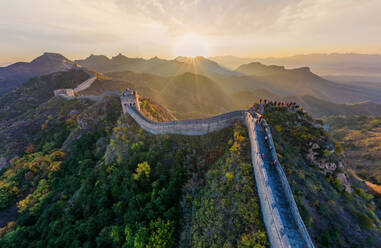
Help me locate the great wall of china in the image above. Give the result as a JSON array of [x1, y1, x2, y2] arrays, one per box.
[[121, 90, 315, 248], [56, 76, 315, 247], [53, 72, 97, 98]]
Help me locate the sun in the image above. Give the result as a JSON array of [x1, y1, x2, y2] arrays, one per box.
[[173, 33, 210, 57]]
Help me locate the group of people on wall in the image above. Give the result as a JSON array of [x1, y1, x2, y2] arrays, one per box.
[[122, 89, 134, 96], [259, 99, 301, 112]]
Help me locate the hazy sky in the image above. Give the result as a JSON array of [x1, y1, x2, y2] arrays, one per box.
[[1, 0, 381, 63]]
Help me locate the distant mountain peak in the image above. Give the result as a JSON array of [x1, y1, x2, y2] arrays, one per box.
[[149, 56, 162, 61], [77, 54, 110, 67], [31, 52, 69, 65], [236, 61, 313, 76], [112, 53, 128, 60], [0, 52, 77, 95], [175, 56, 207, 62]]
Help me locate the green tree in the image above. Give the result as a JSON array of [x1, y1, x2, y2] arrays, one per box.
[[148, 218, 175, 248]]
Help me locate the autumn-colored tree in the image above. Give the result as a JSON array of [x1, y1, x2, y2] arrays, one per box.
[[24, 144, 36, 154], [133, 161, 151, 181], [0, 221, 16, 238], [41, 123, 48, 130]]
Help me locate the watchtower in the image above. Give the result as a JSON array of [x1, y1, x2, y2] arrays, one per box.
[[120, 88, 140, 113], [54, 89, 75, 98]]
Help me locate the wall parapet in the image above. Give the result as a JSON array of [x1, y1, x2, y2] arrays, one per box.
[[123, 101, 315, 247], [262, 119, 315, 248], [125, 105, 246, 135], [73, 76, 97, 93], [55, 71, 96, 98], [244, 113, 288, 248]]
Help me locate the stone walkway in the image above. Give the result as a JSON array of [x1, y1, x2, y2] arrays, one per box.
[[256, 124, 307, 248]]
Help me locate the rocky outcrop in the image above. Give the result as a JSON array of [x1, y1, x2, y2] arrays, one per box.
[[307, 142, 352, 192]]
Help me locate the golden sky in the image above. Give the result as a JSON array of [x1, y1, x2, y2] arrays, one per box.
[[1, 0, 380, 63]]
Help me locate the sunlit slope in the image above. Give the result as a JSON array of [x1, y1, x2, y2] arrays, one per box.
[[284, 95, 381, 117], [81, 71, 234, 119], [228, 89, 381, 118], [325, 116, 381, 186]]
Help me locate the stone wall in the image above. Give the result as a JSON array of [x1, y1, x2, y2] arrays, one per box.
[[73, 76, 97, 93], [244, 113, 287, 247], [54, 88, 75, 98], [121, 89, 140, 112], [76, 91, 120, 101], [123, 102, 315, 247], [125, 105, 246, 135], [262, 119, 315, 248], [51, 88, 316, 247], [54, 70, 96, 98]]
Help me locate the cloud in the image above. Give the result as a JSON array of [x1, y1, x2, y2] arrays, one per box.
[[0, 0, 381, 61], [113, 0, 305, 35]]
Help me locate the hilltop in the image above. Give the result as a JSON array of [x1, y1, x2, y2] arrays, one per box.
[[0, 53, 77, 95]]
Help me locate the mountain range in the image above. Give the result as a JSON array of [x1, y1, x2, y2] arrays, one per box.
[[2, 52, 381, 118], [74, 53, 381, 104], [210, 53, 381, 84], [74, 54, 235, 78], [231, 62, 381, 104]]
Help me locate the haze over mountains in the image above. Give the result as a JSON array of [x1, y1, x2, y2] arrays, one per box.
[[74, 54, 236, 78], [210, 53, 381, 84], [2, 52, 381, 118]]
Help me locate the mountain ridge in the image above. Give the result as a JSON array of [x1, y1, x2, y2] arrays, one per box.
[[0, 52, 78, 95]]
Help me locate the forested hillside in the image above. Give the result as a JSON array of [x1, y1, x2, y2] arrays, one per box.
[[0, 69, 380, 247], [0, 93, 268, 247]]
